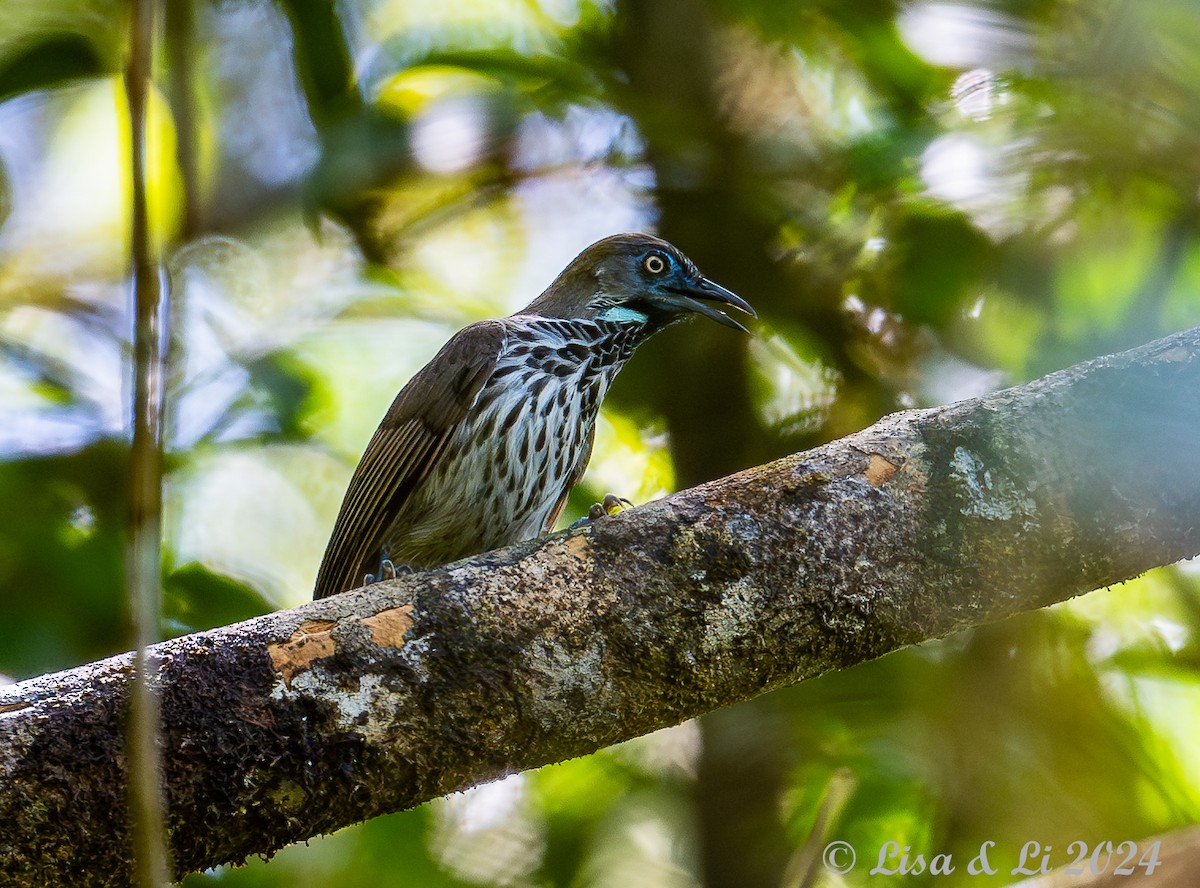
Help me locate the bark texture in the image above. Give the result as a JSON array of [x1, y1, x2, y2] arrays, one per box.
[[2, 327, 1200, 885]]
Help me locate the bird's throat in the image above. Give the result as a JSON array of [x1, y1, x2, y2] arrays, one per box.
[[597, 305, 650, 324]]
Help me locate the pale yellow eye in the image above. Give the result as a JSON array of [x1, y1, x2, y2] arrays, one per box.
[[643, 253, 667, 275]]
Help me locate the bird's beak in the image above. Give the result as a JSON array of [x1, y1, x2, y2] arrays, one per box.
[[664, 278, 757, 333]]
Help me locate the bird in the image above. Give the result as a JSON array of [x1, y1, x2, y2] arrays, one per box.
[[313, 232, 755, 599]]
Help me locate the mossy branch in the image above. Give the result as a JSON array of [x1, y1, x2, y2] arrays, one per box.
[[2, 327, 1199, 886]]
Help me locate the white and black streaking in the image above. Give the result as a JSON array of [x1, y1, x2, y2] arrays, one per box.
[[389, 317, 640, 565], [313, 233, 755, 599]]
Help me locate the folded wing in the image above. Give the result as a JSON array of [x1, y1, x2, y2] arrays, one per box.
[[312, 321, 505, 599]]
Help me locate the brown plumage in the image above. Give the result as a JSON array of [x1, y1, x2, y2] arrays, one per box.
[[313, 233, 754, 599]]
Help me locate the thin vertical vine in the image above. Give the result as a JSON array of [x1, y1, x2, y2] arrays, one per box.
[[126, 0, 169, 883]]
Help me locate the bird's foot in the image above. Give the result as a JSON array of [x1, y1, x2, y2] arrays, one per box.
[[364, 558, 410, 586], [570, 494, 634, 529], [590, 493, 633, 519]]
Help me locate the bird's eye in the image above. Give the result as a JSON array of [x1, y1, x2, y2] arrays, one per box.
[[643, 253, 668, 275]]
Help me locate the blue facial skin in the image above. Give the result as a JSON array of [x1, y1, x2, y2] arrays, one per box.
[[612, 249, 754, 333]]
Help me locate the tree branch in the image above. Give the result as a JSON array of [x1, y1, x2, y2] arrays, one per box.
[[3, 327, 1200, 886]]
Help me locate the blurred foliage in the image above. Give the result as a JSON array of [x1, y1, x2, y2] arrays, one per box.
[[0, 33, 108, 104], [1, 0, 1200, 885]]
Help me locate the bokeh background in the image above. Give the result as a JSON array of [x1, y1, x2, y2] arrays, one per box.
[[3, 0, 1200, 885]]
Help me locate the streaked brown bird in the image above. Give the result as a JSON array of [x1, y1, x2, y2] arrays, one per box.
[[313, 233, 755, 599]]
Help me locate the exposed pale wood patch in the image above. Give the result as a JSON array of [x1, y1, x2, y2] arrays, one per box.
[[865, 453, 899, 486], [362, 605, 415, 648], [268, 619, 338, 686]]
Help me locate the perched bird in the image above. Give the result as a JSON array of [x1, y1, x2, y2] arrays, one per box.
[[313, 233, 754, 599]]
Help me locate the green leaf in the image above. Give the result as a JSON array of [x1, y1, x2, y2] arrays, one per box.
[[0, 440, 128, 678], [276, 0, 359, 126], [163, 562, 273, 634], [892, 209, 992, 327], [0, 34, 107, 103]]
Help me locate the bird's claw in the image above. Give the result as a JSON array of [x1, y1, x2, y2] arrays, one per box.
[[607, 493, 633, 514], [364, 558, 408, 586], [587, 493, 633, 520], [569, 494, 633, 530]]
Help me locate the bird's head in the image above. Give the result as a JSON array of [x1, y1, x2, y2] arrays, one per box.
[[524, 233, 756, 333]]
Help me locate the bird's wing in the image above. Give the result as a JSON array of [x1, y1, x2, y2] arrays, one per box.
[[313, 321, 506, 599]]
